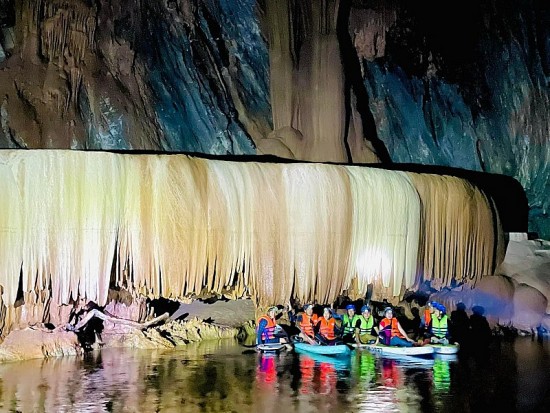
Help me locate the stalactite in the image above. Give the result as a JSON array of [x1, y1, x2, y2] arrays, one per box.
[[407, 173, 500, 289], [264, 0, 350, 163], [0, 150, 502, 322], [38, 0, 95, 62]]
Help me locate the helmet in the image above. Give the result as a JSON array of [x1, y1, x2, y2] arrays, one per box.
[[384, 306, 393, 314], [303, 304, 313, 311], [345, 304, 355, 311], [429, 301, 438, 307], [361, 305, 371, 313], [268, 306, 278, 313], [437, 303, 447, 313]]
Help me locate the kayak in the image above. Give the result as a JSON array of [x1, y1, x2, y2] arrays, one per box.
[[429, 343, 460, 354], [256, 343, 286, 353], [352, 343, 434, 357], [294, 342, 351, 357]]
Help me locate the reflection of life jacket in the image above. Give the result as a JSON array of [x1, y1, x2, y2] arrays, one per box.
[[300, 356, 315, 394], [381, 358, 399, 387], [319, 317, 337, 340], [257, 315, 276, 341], [342, 314, 360, 335], [299, 312, 319, 337], [432, 315, 448, 339], [257, 354, 277, 385], [357, 352, 376, 383], [380, 317, 404, 338], [433, 359, 451, 392], [319, 362, 336, 395], [358, 315, 374, 335]]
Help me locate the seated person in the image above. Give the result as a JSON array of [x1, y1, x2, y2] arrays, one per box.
[[295, 304, 320, 345], [355, 305, 378, 344], [426, 303, 451, 345], [379, 307, 416, 347], [341, 304, 361, 344], [315, 307, 343, 346], [256, 306, 289, 345], [419, 301, 437, 337]]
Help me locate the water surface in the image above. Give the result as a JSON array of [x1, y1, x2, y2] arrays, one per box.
[[0, 337, 548, 412]]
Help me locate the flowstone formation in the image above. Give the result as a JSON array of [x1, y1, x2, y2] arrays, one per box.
[[0, 150, 502, 343]]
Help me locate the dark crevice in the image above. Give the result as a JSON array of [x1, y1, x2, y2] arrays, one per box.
[[336, 0, 392, 164]]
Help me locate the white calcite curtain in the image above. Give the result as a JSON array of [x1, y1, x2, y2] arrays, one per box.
[[0, 150, 500, 308]]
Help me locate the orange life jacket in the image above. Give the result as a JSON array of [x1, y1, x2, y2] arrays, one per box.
[[318, 317, 337, 340], [257, 315, 276, 341], [423, 308, 432, 326], [380, 317, 404, 338], [299, 312, 319, 337]]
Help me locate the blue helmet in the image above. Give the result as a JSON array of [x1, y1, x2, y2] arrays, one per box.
[[438, 304, 447, 313], [384, 306, 393, 314], [345, 304, 355, 311], [303, 303, 313, 311], [361, 305, 371, 313]]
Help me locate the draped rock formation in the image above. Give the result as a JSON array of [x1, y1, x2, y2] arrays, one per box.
[[0, 150, 503, 337]]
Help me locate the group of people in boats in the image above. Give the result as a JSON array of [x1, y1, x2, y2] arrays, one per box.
[[256, 300, 471, 348]]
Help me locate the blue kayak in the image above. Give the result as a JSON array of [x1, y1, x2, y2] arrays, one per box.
[[294, 342, 351, 357]]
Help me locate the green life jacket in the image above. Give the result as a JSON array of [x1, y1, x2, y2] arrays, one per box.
[[432, 315, 448, 339], [342, 314, 360, 335], [358, 315, 374, 335]]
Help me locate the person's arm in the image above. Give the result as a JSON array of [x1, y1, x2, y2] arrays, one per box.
[[397, 321, 414, 342], [256, 319, 268, 345], [425, 320, 434, 338], [334, 321, 343, 336], [354, 319, 362, 344], [331, 311, 342, 320]]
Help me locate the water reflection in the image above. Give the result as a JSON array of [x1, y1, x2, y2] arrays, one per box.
[[0, 337, 547, 412]]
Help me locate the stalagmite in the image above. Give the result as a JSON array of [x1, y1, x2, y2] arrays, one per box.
[[0, 150, 502, 336]]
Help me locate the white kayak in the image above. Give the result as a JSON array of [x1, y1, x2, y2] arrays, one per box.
[[257, 343, 287, 353], [352, 343, 434, 357], [429, 343, 460, 354]]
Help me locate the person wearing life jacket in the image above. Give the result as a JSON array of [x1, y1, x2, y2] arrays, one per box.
[[425, 303, 450, 345], [341, 304, 361, 344], [355, 305, 378, 345], [378, 307, 416, 347], [256, 306, 289, 345], [315, 307, 342, 345], [420, 301, 437, 337], [295, 304, 320, 345]]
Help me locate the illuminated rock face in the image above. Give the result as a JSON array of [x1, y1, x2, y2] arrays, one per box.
[[0, 150, 502, 337]]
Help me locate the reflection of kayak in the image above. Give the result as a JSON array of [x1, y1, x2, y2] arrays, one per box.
[[294, 342, 351, 357], [297, 350, 351, 370], [353, 343, 434, 357], [429, 343, 460, 354], [257, 343, 286, 353], [434, 353, 458, 362], [378, 353, 435, 368]]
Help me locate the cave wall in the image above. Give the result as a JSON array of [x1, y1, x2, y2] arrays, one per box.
[[351, 0, 550, 237]]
